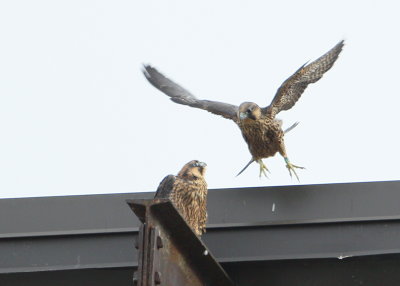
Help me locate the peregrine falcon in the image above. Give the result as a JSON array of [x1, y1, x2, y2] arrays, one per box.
[[155, 160, 208, 236], [143, 41, 344, 180]]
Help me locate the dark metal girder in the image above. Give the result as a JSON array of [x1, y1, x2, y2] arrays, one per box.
[[127, 199, 233, 286], [1, 181, 400, 275], [2, 181, 400, 239]]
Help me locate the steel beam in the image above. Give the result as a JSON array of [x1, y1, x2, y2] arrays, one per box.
[[127, 199, 233, 286]]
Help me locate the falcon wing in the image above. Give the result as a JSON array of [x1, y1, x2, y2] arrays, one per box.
[[143, 65, 239, 121], [264, 40, 344, 118], [154, 175, 176, 199]]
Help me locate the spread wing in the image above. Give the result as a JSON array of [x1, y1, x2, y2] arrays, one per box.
[[264, 40, 344, 118], [154, 175, 176, 199], [143, 65, 239, 121]]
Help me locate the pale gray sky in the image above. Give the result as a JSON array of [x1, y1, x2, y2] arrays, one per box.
[[1, 0, 399, 199]]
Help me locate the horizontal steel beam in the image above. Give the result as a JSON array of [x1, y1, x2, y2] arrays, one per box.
[[1, 181, 400, 274], [2, 181, 400, 238]]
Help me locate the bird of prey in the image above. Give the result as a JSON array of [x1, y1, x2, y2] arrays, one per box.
[[155, 160, 208, 236], [143, 41, 344, 180]]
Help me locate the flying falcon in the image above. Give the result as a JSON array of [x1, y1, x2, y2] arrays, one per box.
[[143, 41, 344, 180], [155, 160, 208, 236]]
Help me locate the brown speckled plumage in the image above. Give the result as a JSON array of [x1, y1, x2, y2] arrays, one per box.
[[155, 160, 208, 236], [143, 41, 344, 178], [238, 115, 285, 161]]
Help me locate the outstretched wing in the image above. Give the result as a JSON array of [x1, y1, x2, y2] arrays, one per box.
[[154, 175, 176, 199], [143, 65, 239, 121], [264, 40, 344, 118]]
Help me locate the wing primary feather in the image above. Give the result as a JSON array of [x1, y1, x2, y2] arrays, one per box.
[[264, 40, 344, 118], [154, 175, 176, 199], [142, 64, 239, 121]]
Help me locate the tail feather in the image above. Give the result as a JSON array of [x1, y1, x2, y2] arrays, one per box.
[[284, 122, 299, 134], [236, 159, 255, 177]]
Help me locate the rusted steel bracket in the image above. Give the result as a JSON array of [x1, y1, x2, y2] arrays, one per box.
[[127, 198, 234, 286]]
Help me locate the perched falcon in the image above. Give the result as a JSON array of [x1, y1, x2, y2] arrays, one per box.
[[155, 160, 208, 236], [143, 41, 344, 180]]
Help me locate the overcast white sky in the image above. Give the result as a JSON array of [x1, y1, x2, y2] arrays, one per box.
[[1, 0, 399, 199]]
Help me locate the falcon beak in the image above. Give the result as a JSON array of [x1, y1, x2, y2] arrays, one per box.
[[239, 112, 247, 120], [196, 161, 207, 168], [198, 161, 207, 176]]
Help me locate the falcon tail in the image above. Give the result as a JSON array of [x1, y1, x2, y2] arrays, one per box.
[[236, 159, 255, 177], [284, 121, 299, 134]]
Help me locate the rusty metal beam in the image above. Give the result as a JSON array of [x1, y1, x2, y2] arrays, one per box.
[[127, 198, 233, 286]]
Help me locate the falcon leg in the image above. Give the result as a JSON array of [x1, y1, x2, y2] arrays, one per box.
[[257, 159, 270, 178], [284, 157, 305, 181]]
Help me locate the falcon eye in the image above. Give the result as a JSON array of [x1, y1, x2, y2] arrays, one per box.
[[247, 108, 252, 113]]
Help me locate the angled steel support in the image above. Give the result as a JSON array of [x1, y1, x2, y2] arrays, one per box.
[[127, 198, 233, 286]]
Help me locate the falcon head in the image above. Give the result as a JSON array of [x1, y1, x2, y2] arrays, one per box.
[[178, 160, 207, 179], [238, 102, 262, 121]]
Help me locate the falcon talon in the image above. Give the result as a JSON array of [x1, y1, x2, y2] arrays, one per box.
[[143, 40, 344, 179], [257, 159, 270, 178], [259, 169, 269, 179], [285, 161, 304, 182]]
